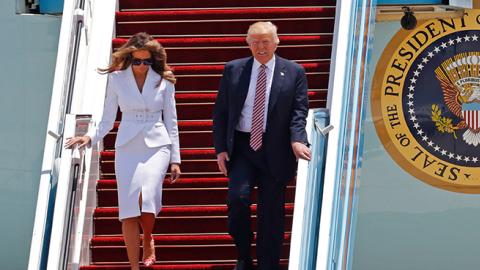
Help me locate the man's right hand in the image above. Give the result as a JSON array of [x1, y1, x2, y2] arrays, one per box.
[[216, 152, 230, 176]]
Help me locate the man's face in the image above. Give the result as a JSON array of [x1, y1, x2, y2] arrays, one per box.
[[248, 33, 277, 64]]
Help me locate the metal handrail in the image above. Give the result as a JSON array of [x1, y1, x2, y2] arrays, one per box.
[[29, 0, 117, 267], [46, 115, 90, 269], [289, 109, 331, 270], [317, 0, 377, 269], [28, 0, 86, 268]]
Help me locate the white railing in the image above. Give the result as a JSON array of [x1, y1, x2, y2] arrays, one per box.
[[289, 0, 359, 267], [289, 109, 332, 270], [289, 111, 315, 270], [28, 0, 116, 268], [68, 131, 99, 268], [317, 0, 377, 269], [67, 0, 116, 266], [290, 0, 377, 268], [46, 115, 90, 269], [28, 0, 86, 268]]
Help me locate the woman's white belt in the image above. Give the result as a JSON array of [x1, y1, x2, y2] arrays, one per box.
[[122, 111, 162, 122]]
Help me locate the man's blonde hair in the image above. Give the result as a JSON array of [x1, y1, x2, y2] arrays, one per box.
[[246, 21, 280, 44]]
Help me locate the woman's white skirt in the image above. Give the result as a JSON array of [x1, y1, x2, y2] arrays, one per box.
[[114, 132, 170, 220]]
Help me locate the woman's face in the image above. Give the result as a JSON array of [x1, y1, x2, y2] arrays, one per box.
[[131, 49, 152, 75]]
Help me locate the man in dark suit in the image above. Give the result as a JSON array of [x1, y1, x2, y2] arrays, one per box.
[[213, 21, 311, 270]]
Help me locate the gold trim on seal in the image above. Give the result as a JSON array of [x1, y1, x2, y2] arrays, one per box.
[[371, 10, 480, 193]]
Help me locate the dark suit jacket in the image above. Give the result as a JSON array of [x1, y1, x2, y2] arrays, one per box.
[[213, 55, 309, 182]]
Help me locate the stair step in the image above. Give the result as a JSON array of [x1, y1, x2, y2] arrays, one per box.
[[159, 45, 331, 66], [97, 185, 295, 207], [175, 72, 329, 92], [113, 35, 333, 48], [179, 120, 213, 131], [118, 0, 336, 10], [107, 90, 325, 117], [116, 8, 335, 22], [174, 101, 325, 120], [98, 177, 296, 189], [94, 217, 293, 236], [91, 244, 290, 263], [100, 159, 220, 175], [104, 130, 214, 149], [106, 99, 326, 123], [98, 177, 228, 189], [90, 234, 292, 263], [95, 204, 294, 218], [173, 90, 326, 103], [94, 205, 294, 235], [91, 233, 290, 246], [171, 62, 331, 75], [117, 18, 334, 37], [100, 149, 217, 161], [101, 172, 225, 179], [109, 121, 213, 133], [82, 263, 287, 270]]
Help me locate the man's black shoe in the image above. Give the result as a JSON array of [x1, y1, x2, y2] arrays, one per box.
[[233, 259, 254, 270]]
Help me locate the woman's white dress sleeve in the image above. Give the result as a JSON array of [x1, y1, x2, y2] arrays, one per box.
[[163, 82, 181, 164], [86, 75, 118, 146]]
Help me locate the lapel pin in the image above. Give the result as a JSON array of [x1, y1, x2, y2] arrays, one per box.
[[280, 72, 285, 76]]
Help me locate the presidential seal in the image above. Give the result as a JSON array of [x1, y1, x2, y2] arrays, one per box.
[[372, 10, 480, 193]]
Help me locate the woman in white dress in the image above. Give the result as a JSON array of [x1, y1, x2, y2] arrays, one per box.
[[65, 32, 181, 269]]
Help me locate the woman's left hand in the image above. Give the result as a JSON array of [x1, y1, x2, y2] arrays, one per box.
[[169, 163, 181, 183]]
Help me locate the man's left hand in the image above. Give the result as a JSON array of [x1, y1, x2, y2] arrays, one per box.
[[291, 142, 311, 161]]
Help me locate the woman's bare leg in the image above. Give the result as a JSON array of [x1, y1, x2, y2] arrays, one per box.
[[121, 217, 140, 270], [140, 212, 156, 260]]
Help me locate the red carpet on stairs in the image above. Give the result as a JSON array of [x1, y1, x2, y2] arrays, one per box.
[[81, 1, 335, 269]]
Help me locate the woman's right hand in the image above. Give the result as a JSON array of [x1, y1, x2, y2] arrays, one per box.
[[64, 136, 91, 149]]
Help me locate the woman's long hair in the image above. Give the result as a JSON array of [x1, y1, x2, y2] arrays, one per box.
[[98, 32, 176, 84]]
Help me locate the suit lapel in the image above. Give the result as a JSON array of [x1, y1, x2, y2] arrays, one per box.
[[126, 66, 146, 104], [235, 57, 254, 116], [268, 56, 286, 117], [141, 67, 159, 101]]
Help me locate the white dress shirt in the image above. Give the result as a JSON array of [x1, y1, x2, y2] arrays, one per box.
[[236, 56, 275, 132]]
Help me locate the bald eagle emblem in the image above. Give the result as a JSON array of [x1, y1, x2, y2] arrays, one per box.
[[433, 52, 480, 146]]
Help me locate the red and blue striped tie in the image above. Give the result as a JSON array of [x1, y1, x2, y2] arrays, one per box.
[[250, 64, 267, 151]]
